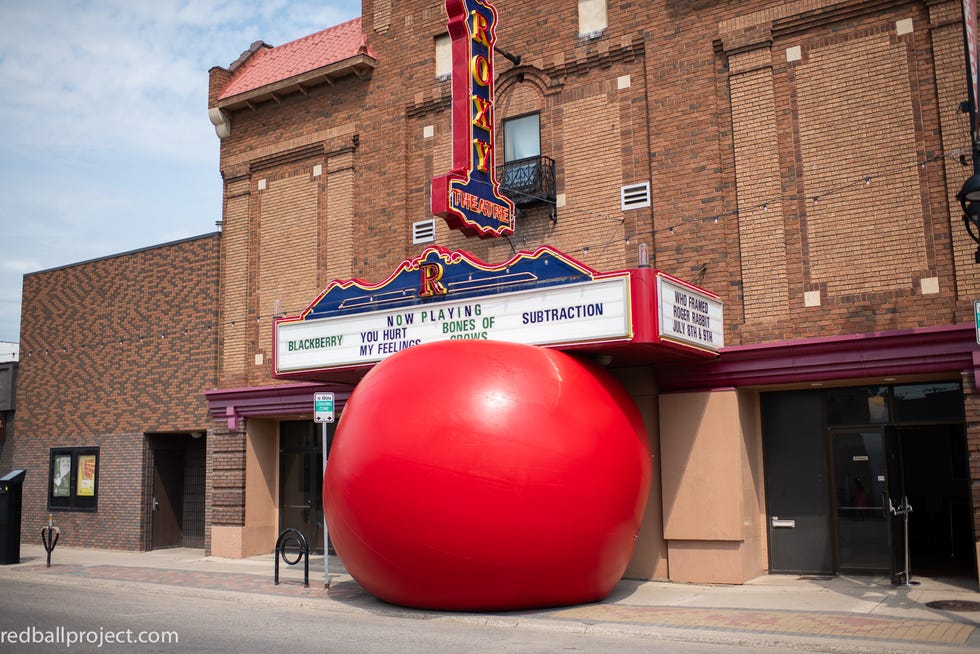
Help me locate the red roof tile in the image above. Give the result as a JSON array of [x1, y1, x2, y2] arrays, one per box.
[[219, 18, 371, 100]]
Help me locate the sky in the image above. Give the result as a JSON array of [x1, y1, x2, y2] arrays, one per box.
[[0, 0, 362, 354]]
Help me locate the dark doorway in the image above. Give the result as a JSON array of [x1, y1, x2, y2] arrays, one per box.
[[888, 424, 973, 579], [149, 434, 206, 550], [279, 421, 334, 554]]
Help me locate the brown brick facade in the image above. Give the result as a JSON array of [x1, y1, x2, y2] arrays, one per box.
[[3, 0, 977, 572], [211, 1, 973, 355], [200, 0, 978, 556], [2, 235, 219, 549]]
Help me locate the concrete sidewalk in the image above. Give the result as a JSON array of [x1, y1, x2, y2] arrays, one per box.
[[3, 543, 980, 652]]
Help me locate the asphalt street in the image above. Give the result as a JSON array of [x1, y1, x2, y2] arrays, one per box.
[[0, 577, 807, 654], [2, 544, 979, 654]]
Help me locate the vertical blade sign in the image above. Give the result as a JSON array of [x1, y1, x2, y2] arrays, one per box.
[[431, 0, 516, 238]]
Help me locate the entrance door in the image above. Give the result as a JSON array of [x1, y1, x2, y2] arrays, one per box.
[[831, 430, 890, 572], [151, 448, 184, 549], [765, 383, 971, 580], [762, 391, 834, 574], [887, 425, 974, 579], [279, 421, 324, 554]]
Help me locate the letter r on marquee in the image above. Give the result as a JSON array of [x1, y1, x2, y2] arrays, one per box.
[[419, 262, 448, 298]]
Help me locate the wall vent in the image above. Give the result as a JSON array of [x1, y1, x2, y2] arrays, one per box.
[[413, 219, 436, 244], [621, 182, 651, 210]]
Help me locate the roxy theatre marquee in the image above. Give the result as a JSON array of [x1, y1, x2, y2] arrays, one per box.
[[274, 246, 723, 377]]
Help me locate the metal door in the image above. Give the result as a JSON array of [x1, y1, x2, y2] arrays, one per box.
[[762, 391, 833, 574], [151, 448, 184, 549]]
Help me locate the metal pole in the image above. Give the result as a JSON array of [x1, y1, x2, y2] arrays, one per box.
[[889, 496, 914, 586], [328, 422, 330, 588], [902, 496, 915, 587], [902, 498, 911, 586]]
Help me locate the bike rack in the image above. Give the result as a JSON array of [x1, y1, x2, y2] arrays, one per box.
[[274, 528, 309, 588], [40, 514, 60, 568]]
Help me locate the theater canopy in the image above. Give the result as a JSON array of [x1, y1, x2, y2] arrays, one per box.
[[274, 246, 723, 378]]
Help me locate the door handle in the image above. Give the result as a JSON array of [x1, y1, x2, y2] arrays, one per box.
[[890, 496, 912, 516], [771, 516, 796, 528], [152, 497, 159, 511]]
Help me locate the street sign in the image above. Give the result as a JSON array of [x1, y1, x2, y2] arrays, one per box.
[[314, 392, 335, 423], [975, 300, 980, 345]]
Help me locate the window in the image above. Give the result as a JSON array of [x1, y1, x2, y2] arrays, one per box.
[[435, 34, 451, 79], [827, 387, 889, 425], [502, 114, 541, 194], [504, 114, 540, 163], [48, 446, 99, 512], [578, 0, 607, 37], [826, 383, 964, 426], [893, 382, 963, 423]]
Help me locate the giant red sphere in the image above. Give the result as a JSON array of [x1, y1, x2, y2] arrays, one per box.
[[324, 340, 651, 610]]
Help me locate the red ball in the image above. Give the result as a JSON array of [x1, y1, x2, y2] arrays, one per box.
[[324, 340, 651, 610]]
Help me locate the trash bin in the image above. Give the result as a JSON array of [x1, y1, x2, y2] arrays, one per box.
[[0, 470, 26, 564]]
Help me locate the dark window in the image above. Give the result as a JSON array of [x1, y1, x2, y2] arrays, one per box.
[[893, 382, 963, 423], [826, 386, 889, 425], [48, 447, 99, 512]]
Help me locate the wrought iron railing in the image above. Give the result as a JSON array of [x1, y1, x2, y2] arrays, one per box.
[[497, 155, 557, 222]]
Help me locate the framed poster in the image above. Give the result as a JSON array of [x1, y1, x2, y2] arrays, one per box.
[[77, 454, 96, 497], [48, 447, 99, 512], [52, 454, 72, 497]]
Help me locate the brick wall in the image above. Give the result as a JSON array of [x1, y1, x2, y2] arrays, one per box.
[[930, 0, 980, 322], [206, 420, 246, 555], [213, 1, 972, 362], [6, 234, 220, 549], [725, 2, 956, 342], [1, 0, 969, 559], [209, 0, 978, 542]]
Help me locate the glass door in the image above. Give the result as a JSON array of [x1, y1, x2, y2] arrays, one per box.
[[831, 429, 890, 572]]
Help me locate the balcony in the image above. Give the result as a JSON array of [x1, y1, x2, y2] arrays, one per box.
[[497, 155, 557, 222]]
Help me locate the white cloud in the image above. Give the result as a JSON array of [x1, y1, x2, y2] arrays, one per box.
[[0, 260, 43, 276], [0, 0, 361, 342], [0, 1, 360, 163]]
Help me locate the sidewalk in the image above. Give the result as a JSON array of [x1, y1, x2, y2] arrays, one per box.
[[3, 543, 980, 653]]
